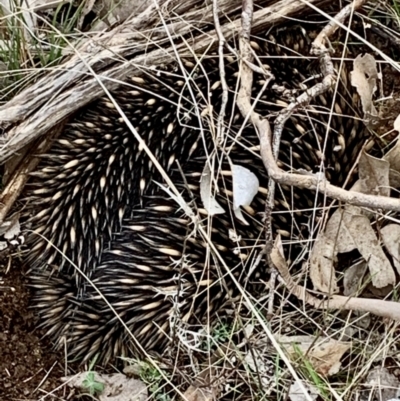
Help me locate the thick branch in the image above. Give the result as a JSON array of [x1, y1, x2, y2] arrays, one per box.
[[0, 0, 321, 164], [259, 131, 400, 212]]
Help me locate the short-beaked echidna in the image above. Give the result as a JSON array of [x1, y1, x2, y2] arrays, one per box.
[[24, 24, 367, 365]]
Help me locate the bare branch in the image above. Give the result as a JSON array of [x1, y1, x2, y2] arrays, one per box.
[[0, 0, 322, 165]]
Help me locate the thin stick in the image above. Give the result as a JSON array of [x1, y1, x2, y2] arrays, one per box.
[[236, 1, 315, 400], [212, 0, 229, 143]]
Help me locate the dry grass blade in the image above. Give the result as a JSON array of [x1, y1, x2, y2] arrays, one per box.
[[0, 0, 322, 164]]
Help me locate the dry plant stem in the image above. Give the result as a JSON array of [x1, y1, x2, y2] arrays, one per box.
[[276, 258, 400, 321], [212, 0, 229, 143], [257, 1, 400, 214], [267, 268, 277, 318], [273, 0, 367, 150], [270, 0, 367, 204], [260, 139, 400, 212], [234, 0, 276, 322], [311, 0, 367, 52], [259, 11, 400, 212], [237, 2, 314, 401], [265, 183, 276, 318], [0, 0, 322, 165]]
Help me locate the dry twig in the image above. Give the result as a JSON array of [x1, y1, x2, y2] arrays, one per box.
[[271, 235, 400, 320], [258, 0, 400, 212], [236, 1, 315, 400], [0, 0, 322, 165]]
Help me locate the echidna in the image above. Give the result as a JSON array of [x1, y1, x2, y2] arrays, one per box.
[[25, 24, 367, 365]]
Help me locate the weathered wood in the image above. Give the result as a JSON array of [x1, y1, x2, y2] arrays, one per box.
[[0, 0, 322, 164]]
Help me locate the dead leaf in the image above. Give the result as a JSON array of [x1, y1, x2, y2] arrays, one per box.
[[311, 207, 395, 290], [349, 214, 395, 288], [289, 381, 319, 401], [183, 385, 215, 401], [0, 213, 21, 240], [309, 340, 350, 376], [343, 261, 367, 296], [271, 234, 293, 284], [279, 337, 350, 377], [383, 117, 400, 188], [200, 163, 225, 216], [358, 152, 390, 197], [309, 233, 338, 294], [365, 368, 400, 401], [63, 372, 147, 401], [231, 164, 259, 225], [350, 53, 379, 120], [273, 241, 400, 321], [381, 224, 400, 275]]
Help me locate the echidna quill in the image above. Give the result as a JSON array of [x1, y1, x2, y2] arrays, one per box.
[[24, 25, 366, 365]]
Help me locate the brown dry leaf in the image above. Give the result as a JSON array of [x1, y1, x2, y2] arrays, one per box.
[[271, 234, 288, 272], [311, 207, 395, 290], [343, 261, 367, 296], [365, 367, 400, 400], [381, 224, 400, 275], [272, 238, 400, 320], [383, 114, 400, 188], [279, 337, 350, 377], [349, 214, 394, 288], [309, 232, 338, 294], [358, 152, 390, 197], [325, 204, 361, 253], [0, 213, 20, 238], [183, 385, 215, 401], [310, 152, 394, 291], [63, 372, 147, 401], [308, 340, 350, 376], [309, 204, 360, 293], [350, 53, 379, 120]]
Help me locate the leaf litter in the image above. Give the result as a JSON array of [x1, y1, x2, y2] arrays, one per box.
[[310, 152, 395, 292]]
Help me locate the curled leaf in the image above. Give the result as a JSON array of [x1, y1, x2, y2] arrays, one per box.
[[350, 53, 379, 121], [200, 163, 225, 216], [232, 164, 259, 225]]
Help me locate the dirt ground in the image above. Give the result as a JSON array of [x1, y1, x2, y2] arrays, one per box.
[[0, 255, 66, 400]]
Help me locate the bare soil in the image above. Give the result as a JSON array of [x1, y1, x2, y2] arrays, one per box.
[[0, 254, 66, 400]]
